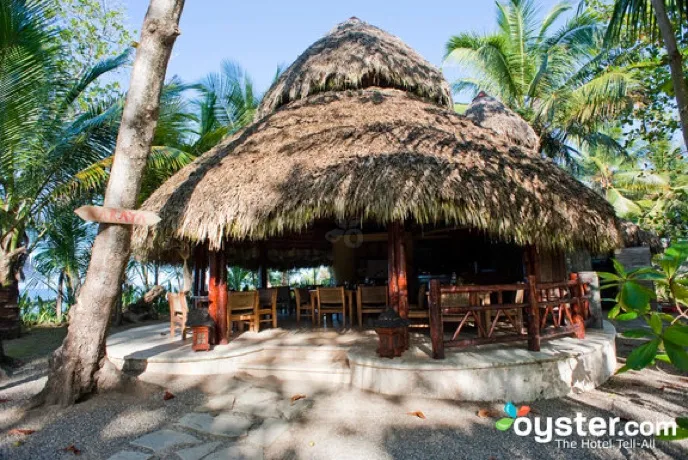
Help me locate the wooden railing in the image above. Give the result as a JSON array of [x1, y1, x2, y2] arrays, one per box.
[[428, 274, 590, 359]]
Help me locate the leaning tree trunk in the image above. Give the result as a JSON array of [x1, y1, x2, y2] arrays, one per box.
[[651, 0, 688, 149], [36, 0, 185, 407]]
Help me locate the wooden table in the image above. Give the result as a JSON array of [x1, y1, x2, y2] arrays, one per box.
[[308, 289, 354, 327]]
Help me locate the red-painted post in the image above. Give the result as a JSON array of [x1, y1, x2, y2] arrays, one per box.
[[428, 279, 444, 359]]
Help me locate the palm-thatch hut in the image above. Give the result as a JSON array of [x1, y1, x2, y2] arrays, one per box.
[[132, 18, 621, 348]]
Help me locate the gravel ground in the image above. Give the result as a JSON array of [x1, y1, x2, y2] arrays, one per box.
[[0, 319, 686, 460]]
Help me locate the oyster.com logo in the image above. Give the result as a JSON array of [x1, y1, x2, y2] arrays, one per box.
[[495, 402, 530, 431], [493, 401, 677, 447]]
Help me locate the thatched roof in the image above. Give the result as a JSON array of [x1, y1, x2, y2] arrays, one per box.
[[256, 17, 453, 119], [464, 92, 540, 152], [133, 86, 620, 258]]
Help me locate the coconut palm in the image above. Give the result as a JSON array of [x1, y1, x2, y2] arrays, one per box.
[[67, 61, 264, 205], [227, 266, 253, 291], [577, 145, 668, 217], [0, 0, 129, 289], [32, 202, 94, 321], [193, 60, 262, 153], [445, 0, 637, 163]]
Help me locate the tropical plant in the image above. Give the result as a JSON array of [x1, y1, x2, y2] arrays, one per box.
[[19, 295, 60, 325], [32, 202, 94, 320], [227, 267, 254, 291], [577, 136, 688, 238], [605, 0, 688, 149], [0, 0, 127, 288], [600, 241, 688, 439], [192, 60, 262, 153], [577, 141, 669, 217], [602, 243, 688, 352], [53, 0, 135, 107], [445, 0, 637, 164]]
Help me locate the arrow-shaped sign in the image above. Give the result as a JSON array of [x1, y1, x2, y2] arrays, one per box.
[[75, 206, 160, 226]]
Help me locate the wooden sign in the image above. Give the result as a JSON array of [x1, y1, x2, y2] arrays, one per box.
[[74, 206, 160, 226]]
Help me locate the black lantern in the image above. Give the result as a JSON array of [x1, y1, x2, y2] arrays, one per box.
[[374, 308, 410, 358]]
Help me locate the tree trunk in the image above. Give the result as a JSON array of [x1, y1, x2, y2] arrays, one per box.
[[36, 0, 185, 407], [651, 0, 688, 149], [56, 271, 64, 323]]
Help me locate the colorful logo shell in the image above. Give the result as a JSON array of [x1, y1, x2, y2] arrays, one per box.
[[495, 401, 531, 431]]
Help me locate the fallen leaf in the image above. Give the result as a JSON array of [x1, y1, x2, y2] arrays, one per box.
[[8, 429, 35, 436], [290, 394, 307, 405], [477, 408, 499, 418], [63, 445, 81, 455], [163, 391, 175, 401], [13, 441, 23, 447], [308, 441, 315, 447], [407, 411, 426, 419]]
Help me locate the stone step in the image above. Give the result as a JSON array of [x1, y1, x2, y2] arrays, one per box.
[[256, 346, 350, 363], [239, 358, 351, 384]]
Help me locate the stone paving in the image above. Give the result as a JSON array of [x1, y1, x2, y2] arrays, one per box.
[[105, 384, 311, 460]]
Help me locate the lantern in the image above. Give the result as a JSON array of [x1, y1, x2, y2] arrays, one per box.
[[186, 310, 216, 352], [374, 308, 410, 358]]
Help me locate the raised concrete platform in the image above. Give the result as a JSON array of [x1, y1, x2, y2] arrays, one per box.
[[348, 322, 617, 401], [107, 322, 617, 402]]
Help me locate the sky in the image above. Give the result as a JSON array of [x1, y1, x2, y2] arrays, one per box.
[[119, 0, 569, 103]]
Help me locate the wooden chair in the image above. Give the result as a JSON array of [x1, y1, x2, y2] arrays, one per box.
[[295, 287, 315, 325], [317, 287, 346, 327], [258, 288, 278, 330], [228, 291, 259, 334], [357, 286, 388, 327], [167, 291, 189, 340], [408, 283, 429, 327]]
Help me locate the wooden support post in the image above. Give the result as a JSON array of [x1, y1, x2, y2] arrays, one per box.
[[527, 275, 541, 351], [428, 279, 444, 359], [388, 223, 399, 312], [395, 223, 409, 319], [569, 273, 586, 339], [208, 250, 229, 344], [258, 243, 268, 289], [192, 244, 207, 296], [524, 244, 540, 280], [197, 244, 208, 296]]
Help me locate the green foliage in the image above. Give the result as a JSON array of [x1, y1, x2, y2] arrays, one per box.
[[227, 267, 254, 291], [19, 293, 63, 325], [53, 0, 135, 106], [600, 241, 688, 374], [1, 0, 126, 268], [594, 0, 688, 145], [445, 0, 637, 164]]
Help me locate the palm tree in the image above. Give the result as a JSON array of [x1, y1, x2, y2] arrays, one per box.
[[445, 0, 637, 164], [606, 0, 688, 149], [227, 266, 253, 291], [577, 144, 668, 217], [0, 0, 127, 288], [33, 203, 93, 321]]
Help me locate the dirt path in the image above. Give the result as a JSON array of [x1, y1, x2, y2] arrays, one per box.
[[0, 320, 686, 460]]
